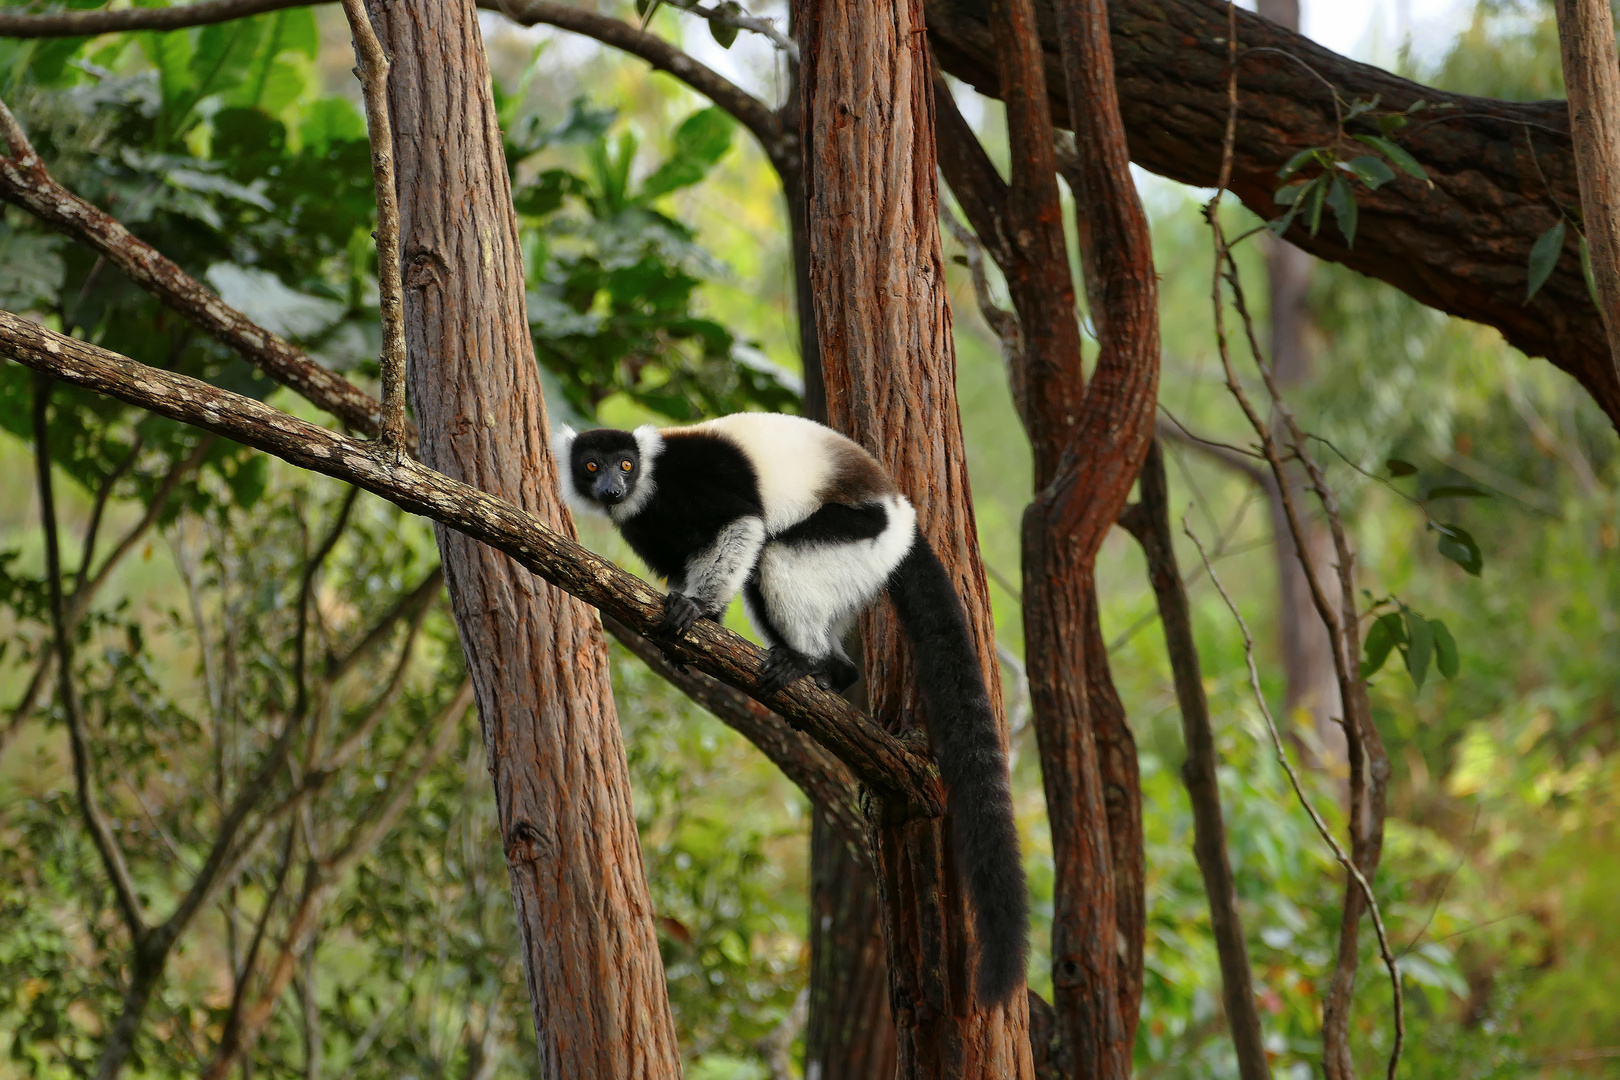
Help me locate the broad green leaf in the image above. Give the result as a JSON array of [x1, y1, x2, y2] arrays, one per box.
[[1580, 232, 1600, 309], [1353, 134, 1429, 182], [1273, 181, 1308, 207], [190, 19, 266, 106], [138, 30, 194, 117], [232, 10, 315, 111], [1404, 607, 1433, 691], [1386, 458, 1418, 477], [300, 97, 367, 152], [1525, 219, 1565, 302], [1277, 147, 1323, 181], [1426, 484, 1491, 499], [1326, 173, 1359, 247], [1339, 154, 1397, 189], [640, 107, 735, 201], [1306, 174, 1328, 236], [1431, 619, 1460, 679], [28, 36, 88, 86], [1376, 113, 1408, 134], [709, 19, 739, 48], [1435, 523, 1484, 576], [1361, 611, 1403, 678]]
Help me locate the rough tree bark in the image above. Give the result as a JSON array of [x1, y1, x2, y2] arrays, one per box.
[[794, 0, 1034, 1074], [366, 1, 681, 1074], [1555, 0, 1620, 380], [926, 0, 1620, 427]]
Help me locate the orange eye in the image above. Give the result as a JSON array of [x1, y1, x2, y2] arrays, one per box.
[[585, 461, 598, 473], [620, 460, 633, 472]]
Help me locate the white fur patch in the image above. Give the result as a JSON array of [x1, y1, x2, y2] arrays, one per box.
[[688, 413, 845, 533], [680, 515, 766, 612], [551, 424, 600, 515], [754, 495, 918, 658]]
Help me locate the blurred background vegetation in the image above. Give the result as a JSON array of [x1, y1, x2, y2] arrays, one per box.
[[0, 1, 1615, 1077]]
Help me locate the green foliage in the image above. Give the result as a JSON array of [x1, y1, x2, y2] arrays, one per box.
[[508, 99, 799, 422]]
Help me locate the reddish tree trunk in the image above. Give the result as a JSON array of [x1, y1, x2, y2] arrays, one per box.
[[370, 2, 680, 1074], [795, 0, 1034, 1073]]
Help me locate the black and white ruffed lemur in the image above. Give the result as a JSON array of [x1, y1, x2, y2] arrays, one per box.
[[555, 412, 1028, 1003]]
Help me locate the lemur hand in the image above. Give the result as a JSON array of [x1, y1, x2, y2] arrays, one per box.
[[658, 592, 704, 638]]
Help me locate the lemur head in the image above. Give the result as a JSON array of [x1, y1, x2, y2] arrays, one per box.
[[553, 424, 662, 517]]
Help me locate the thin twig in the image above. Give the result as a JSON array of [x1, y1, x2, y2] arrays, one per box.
[[339, 0, 408, 458], [34, 374, 147, 938], [1185, 518, 1403, 1079]]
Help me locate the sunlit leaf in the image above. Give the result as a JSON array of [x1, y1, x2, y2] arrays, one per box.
[[1340, 154, 1396, 190]]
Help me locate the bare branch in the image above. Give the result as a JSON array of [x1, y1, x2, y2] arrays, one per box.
[[0, 0, 318, 37], [33, 374, 147, 939], [0, 309, 942, 817], [326, 565, 443, 680], [339, 0, 408, 456], [1119, 442, 1269, 1080], [1184, 517, 1402, 1079], [663, 0, 798, 61], [0, 95, 395, 439], [76, 433, 144, 594]]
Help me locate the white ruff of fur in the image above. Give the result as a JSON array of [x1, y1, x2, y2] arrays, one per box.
[[754, 494, 918, 657], [607, 425, 664, 524], [550, 424, 599, 516]]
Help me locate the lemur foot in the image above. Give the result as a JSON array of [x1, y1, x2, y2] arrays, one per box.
[[658, 592, 703, 638], [757, 647, 814, 698], [815, 655, 860, 694]]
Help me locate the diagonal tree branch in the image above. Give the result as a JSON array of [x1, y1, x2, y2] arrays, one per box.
[[0, 309, 942, 817], [601, 613, 869, 869]]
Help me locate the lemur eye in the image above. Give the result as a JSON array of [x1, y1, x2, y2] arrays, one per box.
[[620, 460, 633, 472], [585, 461, 598, 473]]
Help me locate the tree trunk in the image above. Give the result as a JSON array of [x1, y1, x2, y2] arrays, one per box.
[[370, 2, 680, 1074], [795, 0, 1034, 1073], [806, 813, 899, 1079]]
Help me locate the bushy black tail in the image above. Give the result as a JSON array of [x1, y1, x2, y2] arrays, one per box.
[[886, 534, 1028, 1005]]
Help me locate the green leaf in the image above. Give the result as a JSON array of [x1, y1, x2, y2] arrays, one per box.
[[1426, 484, 1491, 499], [639, 107, 735, 201], [1344, 94, 1381, 121], [1580, 232, 1600, 309], [1340, 152, 1397, 190], [1435, 523, 1484, 576], [1376, 113, 1408, 134], [709, 19, 739, 48], [1386, 458, 1418, 477], [1361, 611, 1403, 678], [1353, 134, 1429, 182], [1403, 607, 1433, 691], [1306, 174, 1328, 236], [1276, 147, 1323, 181], [1326, 172, 1359, 247], [1525, 219, 1566, 302], [1273, 181, 1307, 207], [138, 30, 194, 118], [1431, 619, 1460, 679]]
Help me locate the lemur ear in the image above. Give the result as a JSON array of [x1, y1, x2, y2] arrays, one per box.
[[551, 424, 578, 465]]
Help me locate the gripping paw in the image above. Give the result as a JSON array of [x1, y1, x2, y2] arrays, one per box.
[[814, 655, 861, 694], [757, 647, 813, 698], [658, 592, 704, 639]]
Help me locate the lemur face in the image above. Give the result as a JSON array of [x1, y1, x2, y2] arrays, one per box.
[[568, 429, 642, 507]]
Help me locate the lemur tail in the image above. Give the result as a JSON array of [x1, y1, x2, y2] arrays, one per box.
[[885, 533, 1029, 1005]]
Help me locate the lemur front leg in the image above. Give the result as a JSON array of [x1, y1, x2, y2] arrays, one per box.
[[658, 516, 767, 641]]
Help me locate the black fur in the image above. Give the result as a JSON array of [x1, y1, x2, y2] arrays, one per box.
[[773, 502, 889, 546], [617, 432, 762, 583], [886, 537, 1030, 1004]]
